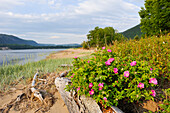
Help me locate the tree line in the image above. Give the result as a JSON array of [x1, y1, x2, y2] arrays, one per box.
[[139, 0, 169, 36], [0, 44, 81, 50], [82, 26, 126, 48]]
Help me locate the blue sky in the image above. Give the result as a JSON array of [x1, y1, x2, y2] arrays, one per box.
[[0, 0, 144, 44]]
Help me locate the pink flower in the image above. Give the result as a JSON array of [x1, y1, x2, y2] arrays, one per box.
[[108, 58, 115, 62], [114, 68, 118, 74], [89, 89, 94, 95], [102, 47, 106, 49], [137, 82, 144, 89], [124, 71, 129, 77], [98, 83, 104, 90], [98, 83, 104, 87], [130, 61, 137, 66], [88, 61, 90, 63], [103, 97, 107, 101], [73, 73, 75, 75], [71, 76, 73, 78], [149, 78, 158, 85], [105, 61, 111, 66], [89, 83, 93, 88], [150, 68, 153, 71], [74, 57, 78, 59], [151, 90, 156, 97], [105, 58, 114, 66], [107, 49, 112, 52], [77, 87, 80, 91]]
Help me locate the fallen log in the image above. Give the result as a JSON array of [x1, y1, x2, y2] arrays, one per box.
[[55, 77, 124, 113], [58, 64, 73, 67]]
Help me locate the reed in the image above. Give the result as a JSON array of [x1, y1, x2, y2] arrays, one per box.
[[0, 55, 91, 91]]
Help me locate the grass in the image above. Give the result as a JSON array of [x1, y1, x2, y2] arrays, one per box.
[[0, 55, 91, 91]]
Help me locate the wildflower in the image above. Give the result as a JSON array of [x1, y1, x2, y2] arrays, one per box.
[[74, 57, 78, 59], [103, 97, 107, 101], [149, 78, 158, 85], [89, 83, 93, 88], [98, 83, 104, 90], [105, 61, 111, 66], [73, 73, 75, 75], [105, 58, 114, 66], [77, 87, 80, 91], [107, 49, 112, 52], [124, 71, 129, 77], [71, 76, 73, 78], [102, 47, 106, 49], [108, 58, 114, 62], [150, 68, 153, 71], [151, 90, 156, 97], [137, 82, 144, 89], [114, 68, 118, 74], [89, 89, 94, 95], [130, 61, 137, 66], [88, 61, 90, 63]]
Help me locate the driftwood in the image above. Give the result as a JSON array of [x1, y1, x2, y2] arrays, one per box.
[[58, 64, 73, 67], [0, 72, 54, 113], [55, 76, 124, 113], [31, 72, 44, 103]]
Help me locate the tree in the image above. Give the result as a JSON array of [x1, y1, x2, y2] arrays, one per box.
[[139, 0, 170, 36]]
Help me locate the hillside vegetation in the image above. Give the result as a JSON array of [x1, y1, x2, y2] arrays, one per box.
[[0, 34, 39, 46], [121, 24, 143, 39]]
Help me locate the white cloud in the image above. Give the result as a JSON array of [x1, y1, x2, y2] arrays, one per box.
[[0, 0, 25, 10], [49, 36, 61, 39], [0, 0, 144, 44]]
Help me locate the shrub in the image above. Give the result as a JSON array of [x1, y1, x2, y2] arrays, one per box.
[[66, 47, 159, 107]]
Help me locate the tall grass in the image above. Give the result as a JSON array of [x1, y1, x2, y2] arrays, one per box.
[[0, 55, 91, 91]]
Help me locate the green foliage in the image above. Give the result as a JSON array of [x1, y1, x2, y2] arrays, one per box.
[[81, 41, 89, 49], [121, 24, 143, 39], [111, 35, 170, 80], [86, 26, 126, 47], [158, 89, 170, 113], [66, 48, 159, 107], [139, 0, 170, 36], [134, 35, 139, 40]]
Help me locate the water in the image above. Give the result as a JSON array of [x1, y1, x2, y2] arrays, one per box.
[[0, 49, 65, 66]]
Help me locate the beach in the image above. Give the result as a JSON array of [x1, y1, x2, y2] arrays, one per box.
[[0, 48, 94, 113]]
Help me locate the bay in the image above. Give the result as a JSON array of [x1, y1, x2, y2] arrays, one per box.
[[0, 49, 65, 66]]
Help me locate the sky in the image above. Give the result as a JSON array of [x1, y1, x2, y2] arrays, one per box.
[[0, 0, 145, 44]]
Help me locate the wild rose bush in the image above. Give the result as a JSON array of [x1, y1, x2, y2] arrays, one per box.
[[66, 48, 159, 107]]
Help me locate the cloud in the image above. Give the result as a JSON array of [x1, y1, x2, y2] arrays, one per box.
[[49, 36, 61, 39], [0, 0, 25, 10], [0, 0, 144, 44]]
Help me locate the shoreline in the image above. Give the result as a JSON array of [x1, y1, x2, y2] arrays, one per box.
[[46, 48, 95, 59]]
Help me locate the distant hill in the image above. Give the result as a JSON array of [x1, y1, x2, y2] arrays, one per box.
[[121, 24, 143, 39], [0, 34, 81, 49], [0, 34, 39, 46]]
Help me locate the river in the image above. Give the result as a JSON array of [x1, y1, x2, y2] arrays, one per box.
[[0, 49, 65, 66]]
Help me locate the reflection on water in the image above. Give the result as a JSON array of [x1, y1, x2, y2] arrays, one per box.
[[0, 49, 65, 66]]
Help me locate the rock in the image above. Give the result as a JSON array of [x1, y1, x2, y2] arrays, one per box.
[[55, 77, 124, 113]]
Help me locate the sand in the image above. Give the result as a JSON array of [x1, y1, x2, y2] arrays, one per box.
[[0, 48, 94, 113]]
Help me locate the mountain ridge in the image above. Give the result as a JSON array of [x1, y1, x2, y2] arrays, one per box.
[[0, 34, 39, 46]]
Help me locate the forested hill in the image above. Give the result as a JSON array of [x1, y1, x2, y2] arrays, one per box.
[[121, 24, 143, 39], [0, 34, 39, 46]]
